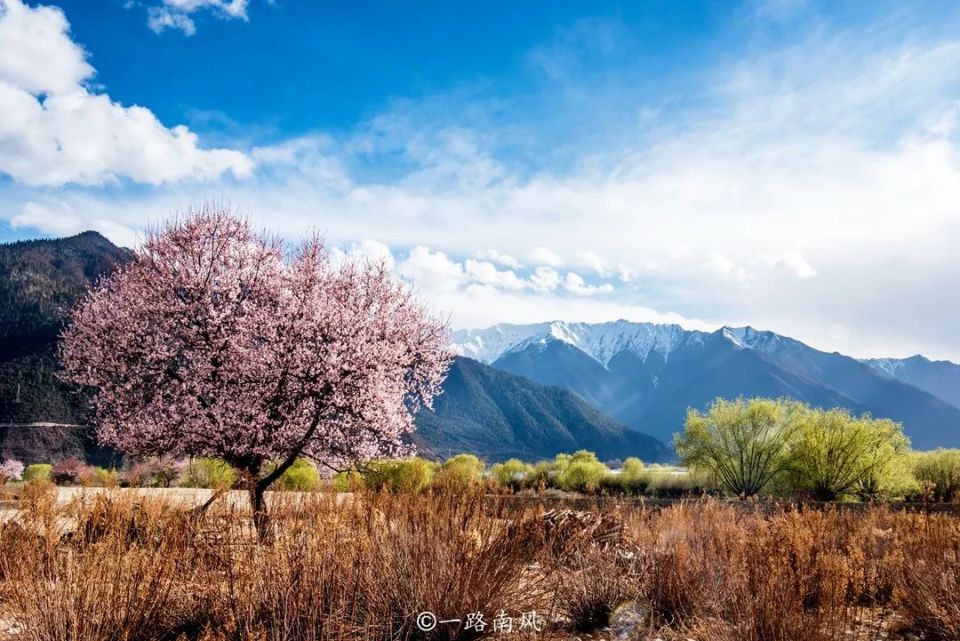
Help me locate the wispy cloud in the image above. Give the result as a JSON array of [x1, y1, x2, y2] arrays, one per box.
[[144, 0, 249, 36]]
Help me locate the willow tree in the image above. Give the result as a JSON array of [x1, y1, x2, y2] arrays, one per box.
[[674, 397, 802, 497], [787, 408, 909, 501], [61, 207, 452, 539]]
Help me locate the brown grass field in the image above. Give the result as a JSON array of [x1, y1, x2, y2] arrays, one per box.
[[0, 485, 958, 641]]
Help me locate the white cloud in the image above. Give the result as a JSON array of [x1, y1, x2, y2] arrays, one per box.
[[0, 0, 253, 187], [396, 246, 464, 293], [147, 9, 197, 35], [11, 201, 138, 246], [563, 272, 614, 296], [463, 259, 529, 291], [331, 238, 396, 270], [476, 249, 522, 269], [0, 0, 91, 94], [705, 253, 750, 284], [364, 241, 628, 317], [10, 202, 82, 236], [762, 252, 817, 279], [528, 246, 563, 267], [529, 266, 561, 293], [146, 0, 248, 35], [575, 251, 608, 275]]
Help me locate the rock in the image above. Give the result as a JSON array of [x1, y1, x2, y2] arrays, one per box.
[[608, 601, 649, 641]]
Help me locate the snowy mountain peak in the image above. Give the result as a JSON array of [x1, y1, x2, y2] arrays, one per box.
[[452, 320, 820, 369], [721, 326, 784, 350], [452, 319, 695, 367]]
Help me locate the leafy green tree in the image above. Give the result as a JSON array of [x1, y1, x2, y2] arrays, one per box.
[[912, 449, 960, 502], [854, 451, 918, 501], [621, 457, 645, 481], [557, 450, 608, 492], [433, 454, 485, 490], [274, 458, 320, 491], [490, 458, 534, 487], [362, 457, 436, 493], [182, 458, 237, 489], [331, 470, 365, 492], [787, 409, 909, 501], [530, 461, 556, 488], [614, 457, 648, 494], [675, 397, 801, 497]]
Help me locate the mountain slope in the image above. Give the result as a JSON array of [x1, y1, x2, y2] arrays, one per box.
[[455, 321, 960, 449], [413, 357, 671, 462], [863, 355, 960, 410], [0, 232, 131, 425]]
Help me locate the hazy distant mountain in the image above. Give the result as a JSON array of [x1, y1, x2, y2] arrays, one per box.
[[454, 321, 960, 449], [863, 355, 960, 410], [414, 357, 671, 462]]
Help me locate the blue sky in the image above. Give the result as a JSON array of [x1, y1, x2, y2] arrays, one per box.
[[2, 0, 960, 361]]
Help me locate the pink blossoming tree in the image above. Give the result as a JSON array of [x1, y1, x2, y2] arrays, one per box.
[[60, 206, 452, 538]]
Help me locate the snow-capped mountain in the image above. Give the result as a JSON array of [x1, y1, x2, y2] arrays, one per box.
[[453, 320, 960, 448], [454, 320, 805, 368], [863, 355, 960, 410], [453, 320, 693, 367]]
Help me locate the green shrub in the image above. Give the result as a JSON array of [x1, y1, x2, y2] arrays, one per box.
[[490, 458, 534, 488], [618, 457, 649, 494], [530, 461, 557, 488], [913, 449, 960, 502], [557, 451, 608, 492], [433, 454, 485, 491], [362, 457, 436, 493], [642, 465, 714, 498], [93, 467, 120, 487], [598, 473, 626, 494], [22, 463, 52, 483], [271, 458, 320, 492], [182, 458, 236, 489], [621, 457, 645, 480], [331, 470, 365, 492]]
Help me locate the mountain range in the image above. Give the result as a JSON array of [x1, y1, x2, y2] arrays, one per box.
[[453, 322, 960, 449], [3, 230, 959, 465]]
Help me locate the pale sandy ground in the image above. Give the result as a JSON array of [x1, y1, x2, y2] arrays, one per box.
[[0, 487, 354, 535]]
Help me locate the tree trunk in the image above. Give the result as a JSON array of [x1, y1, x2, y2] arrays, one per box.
[[243, 453, 303, 544], [249, 482, 271, 543]]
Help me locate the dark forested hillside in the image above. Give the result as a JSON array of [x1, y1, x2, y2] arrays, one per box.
[[0, 231, 131, 425], [414, 357, 671, 462]]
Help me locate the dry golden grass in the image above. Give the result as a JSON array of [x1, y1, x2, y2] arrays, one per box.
[[0, 486, 958, 641]]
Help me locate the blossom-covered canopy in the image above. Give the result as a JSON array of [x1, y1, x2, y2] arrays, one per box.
[[61, 208, 452, 473]]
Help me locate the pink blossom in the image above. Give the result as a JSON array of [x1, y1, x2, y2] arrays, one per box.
[[0, 459, 25, 483]]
